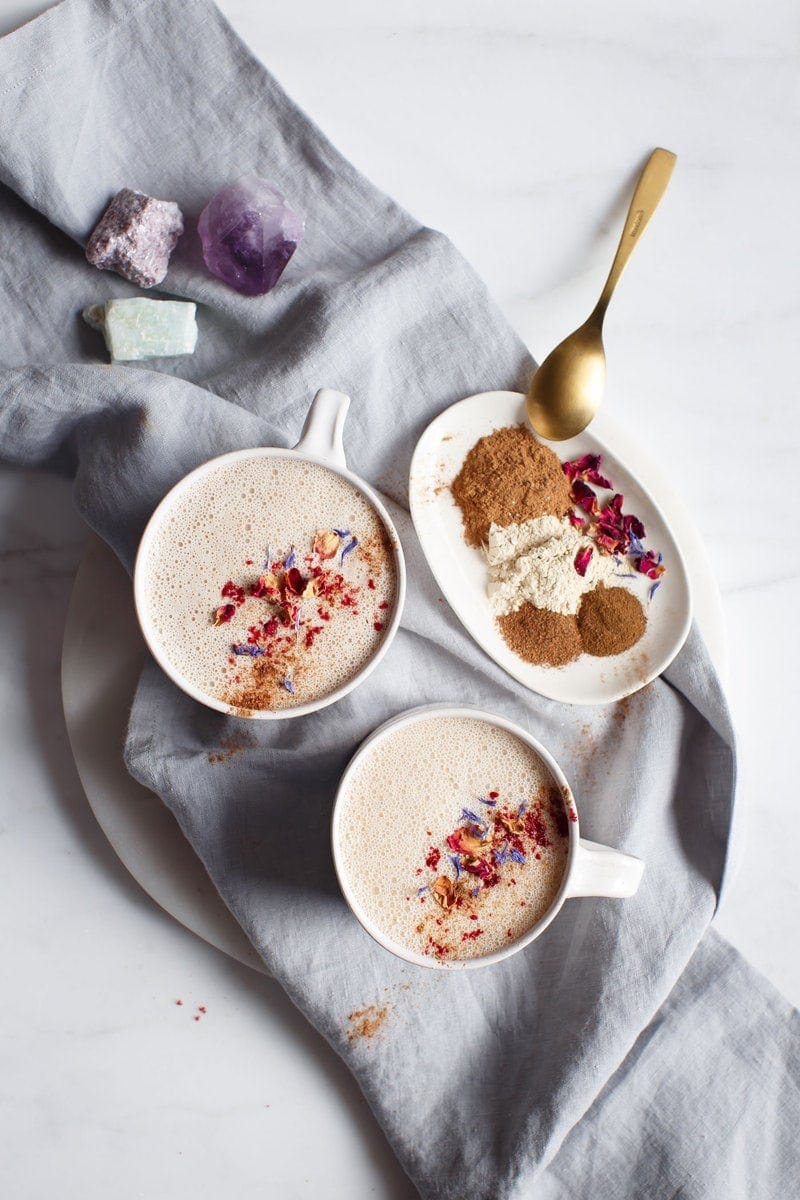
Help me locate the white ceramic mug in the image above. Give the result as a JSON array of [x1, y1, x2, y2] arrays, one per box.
[[331, 704, 644, 969], [133, 388, 406, 719]]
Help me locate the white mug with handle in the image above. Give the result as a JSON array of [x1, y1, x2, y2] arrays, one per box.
[[332, 704, 644, 969]]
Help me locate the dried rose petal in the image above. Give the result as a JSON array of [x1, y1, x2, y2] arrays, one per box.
[[568, 511, 586, 529], [562, 460, 579, 481], [596, 520, 626, 553], [284, 566, 317, 599], [574, 546, 593, 577], [251, 571, 281, 599], [573, 453, 601, 474], [571, 479, 598, 515], [623, 512, 646, 540], [462, 858, 500, 887], [431, 876, 456, 910], [636, 550, 666, 580], [278, 603, 298, 626], [313, 530, 340, 559], [213, 603, 236, 626], [446, 826, 484, 857], [595, 530, 619, 555], [585, 467, 612, 488]]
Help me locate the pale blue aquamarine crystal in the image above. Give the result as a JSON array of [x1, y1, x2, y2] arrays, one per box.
[[83, 298, 198, 362]]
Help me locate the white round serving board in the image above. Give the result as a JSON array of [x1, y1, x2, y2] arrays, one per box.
[[61, 410, 727, 969]]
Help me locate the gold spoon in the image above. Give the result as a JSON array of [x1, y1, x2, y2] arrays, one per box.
[[526, 147, 677, 442]]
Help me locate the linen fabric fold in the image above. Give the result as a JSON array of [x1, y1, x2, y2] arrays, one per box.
[[0, 2, 796, 1197]]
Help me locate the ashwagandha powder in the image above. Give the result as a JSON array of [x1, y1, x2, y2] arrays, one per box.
[[487, 515, 618, 616], [451, 425, 573, 547]]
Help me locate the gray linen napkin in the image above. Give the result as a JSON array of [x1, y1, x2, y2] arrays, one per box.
[[0, 2, 797, 1197]]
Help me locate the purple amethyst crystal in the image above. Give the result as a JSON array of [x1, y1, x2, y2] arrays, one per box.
[[197, 175, 304, 297], [85, 188, 184, 288]]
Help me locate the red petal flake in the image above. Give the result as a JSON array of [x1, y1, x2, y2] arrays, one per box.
[[446, 826, 485, 857], [251, 572, 281, 599], [636, 551, 666, 580], [570, 479, 598, 515], [213, 603, 236, 626], [574, 546, 593, 577], [462, 858, 500, 887], [623, 513, 646, 540], [221, 581, 246, 606], [594, 530, 619, 555], [584, 467, 612, 488], [284, 567, 317, 599], [568, 511, 586, 529]]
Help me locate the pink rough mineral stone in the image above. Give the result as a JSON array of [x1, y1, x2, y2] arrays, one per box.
[[85, 188, 184, 288], [197, 175, 304, 296]]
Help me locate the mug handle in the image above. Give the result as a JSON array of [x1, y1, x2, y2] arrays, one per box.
[[293, 388, 350, 469], [566, 838, 644, 899]]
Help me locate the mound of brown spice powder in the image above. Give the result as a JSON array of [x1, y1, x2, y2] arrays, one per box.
[[451, 424, 573, 547], [577, 584, 646, 656], [497, 604, 583, 667]]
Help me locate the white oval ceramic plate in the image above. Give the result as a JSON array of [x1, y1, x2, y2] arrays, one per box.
[[409, 391, 692, 705]]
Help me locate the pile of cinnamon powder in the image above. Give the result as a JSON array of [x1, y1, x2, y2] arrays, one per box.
[[451, 425, 573, 547]]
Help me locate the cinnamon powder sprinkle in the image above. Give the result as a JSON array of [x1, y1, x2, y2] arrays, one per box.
[[347, 1005, 390, 1043], [207, 732, 257, 764], [577, 584, 646, 657], [451, 424, 572, 547]]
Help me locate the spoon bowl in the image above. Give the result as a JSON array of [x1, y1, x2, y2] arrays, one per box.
[[526, 148, 676, 442], [525, 317, 606, 441]]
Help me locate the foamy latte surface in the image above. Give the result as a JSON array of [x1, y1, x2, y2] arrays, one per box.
[[137, 454, 397, 712], [337, 715, 572, 962]]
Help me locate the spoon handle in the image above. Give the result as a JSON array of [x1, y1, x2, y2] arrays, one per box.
[[591, 147, 676, 324]]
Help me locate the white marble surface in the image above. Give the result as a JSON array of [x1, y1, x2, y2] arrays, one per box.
[[1, 1, 798, 1196]]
